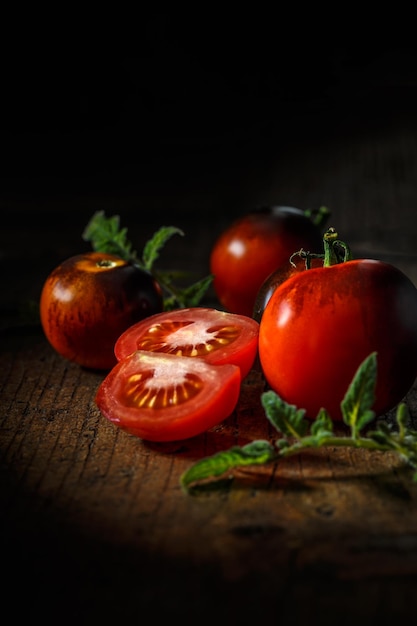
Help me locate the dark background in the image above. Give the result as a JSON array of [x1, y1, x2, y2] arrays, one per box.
[[2, 19, 417, 197]]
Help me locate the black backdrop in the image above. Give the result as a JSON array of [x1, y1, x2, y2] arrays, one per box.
[[2, 17, 416, 196]]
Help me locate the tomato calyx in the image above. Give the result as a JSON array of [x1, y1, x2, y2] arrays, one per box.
[[322, 227, 352, 266], [96, 258, 120, 269], [288, 226, 352, 271]]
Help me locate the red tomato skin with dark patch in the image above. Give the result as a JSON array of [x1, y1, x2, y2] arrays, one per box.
[[40, 252, 163, 370], [253, 255, 323, 322], [259, 259, 417, 420], [95, 350, 241, 442], [114, 307, 259, 379], [210, 206, 324, 317]]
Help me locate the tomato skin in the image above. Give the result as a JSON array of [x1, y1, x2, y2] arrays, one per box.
[[259, 259, 417, 420], [95, 351, 241, 441], [114, 307, 259, 379], [40, 252, 163, 370], [253, 255, 323, 322], [210, 206, 324, 317]]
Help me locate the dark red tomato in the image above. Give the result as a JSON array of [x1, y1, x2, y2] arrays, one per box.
[[210, 206, 326, 317], [40, 252, 163, 370], [253, 254, 323, 322], [259, 259, 417, 420], [115, 307, 259, 379], [95, 350, 241, 441]]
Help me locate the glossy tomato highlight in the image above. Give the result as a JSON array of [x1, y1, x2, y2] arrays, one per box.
[[210, 206, 327, 317], [40, 252, 163, 370], [115, 307, 259, 379], [259, 259, 417, 420], [96, 351, 241, 441]]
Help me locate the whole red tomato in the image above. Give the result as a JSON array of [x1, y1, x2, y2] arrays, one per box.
[[259, 258, 417, 420], [210, 206, 327, 317], [40, 252, 163, 370]]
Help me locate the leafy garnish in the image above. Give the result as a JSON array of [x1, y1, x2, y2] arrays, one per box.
[[181, 352, 417, 492], [182, 440, 276, 488], [82, 211, 213, 310], [304, 205, 330, 228]]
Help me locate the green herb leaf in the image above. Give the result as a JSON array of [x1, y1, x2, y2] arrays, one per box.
[[171, 274, 215, 309], [261, 390, 308, 439], [340, 351, 377, 436], [310, 408, 334, 441], [141, 226, 184, 271], [181, 440, 276, 491], [181, 352, 417, 491], [304, 205, 331, 228], [82, 211, 213, 309], [396, 402, 409, 441], [83, 211, 137, 262]]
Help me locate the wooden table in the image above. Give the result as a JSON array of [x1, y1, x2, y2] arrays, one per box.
[[2, 103, 417, 625]]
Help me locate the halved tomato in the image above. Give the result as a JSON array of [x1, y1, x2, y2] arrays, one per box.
[[114, 307, 259, 379], [95, 351, 241, 441]]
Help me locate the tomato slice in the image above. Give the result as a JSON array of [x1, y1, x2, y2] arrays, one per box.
[[95, 350, 241, 441], [114, 307, 259, 379]]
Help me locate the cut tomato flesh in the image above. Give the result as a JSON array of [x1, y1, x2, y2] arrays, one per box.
[[95, 350, 241, 442], [114, 307, 259, 379]]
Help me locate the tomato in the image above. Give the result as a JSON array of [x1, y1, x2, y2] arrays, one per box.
[[210, 206, 326, 317], [40, 252, 163, 370], [253, 253, 323, 322], [95, 350, 241, 441], [114, 307, 259, 379], [259, 259, 417, 420]]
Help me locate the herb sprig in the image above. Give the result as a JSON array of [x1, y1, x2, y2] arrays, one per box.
[[82, 211, 213, 310], [181, 352, 417, 492]]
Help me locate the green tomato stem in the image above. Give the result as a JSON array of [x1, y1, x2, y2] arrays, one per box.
[[323, 227, 352, 267], [279, 435, 395, 455]]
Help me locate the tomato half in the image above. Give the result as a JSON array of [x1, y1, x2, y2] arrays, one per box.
[[210, 206, 326, 317], [40, 252, 163, 370], [114, 307, 259, 379], [95, 351, 241, 441], [259, 259, 417, 420]]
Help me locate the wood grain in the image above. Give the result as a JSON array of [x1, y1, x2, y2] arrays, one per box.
[[1, 326, 417, 625], [2, 110, 417, 625]]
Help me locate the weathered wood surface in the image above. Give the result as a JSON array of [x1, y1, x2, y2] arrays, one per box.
[[2, 111, 417, 625]]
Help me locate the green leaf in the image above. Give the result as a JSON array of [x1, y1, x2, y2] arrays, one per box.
[[261, 390, 308, 439], [173, 275, 214, 309], [340, 352, 377, 435], [367, 425, 395, 447], [82, 211, 136, 262], [304, 205, 331, 228], [154, 271, 213, 310], [82, 211, 213, 309], [310, 407, 334, 440], [181, 350, 417, 491], [180, 440, 276, 490], [396, 402, 409, 441], [141, 226, 184, 271]]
